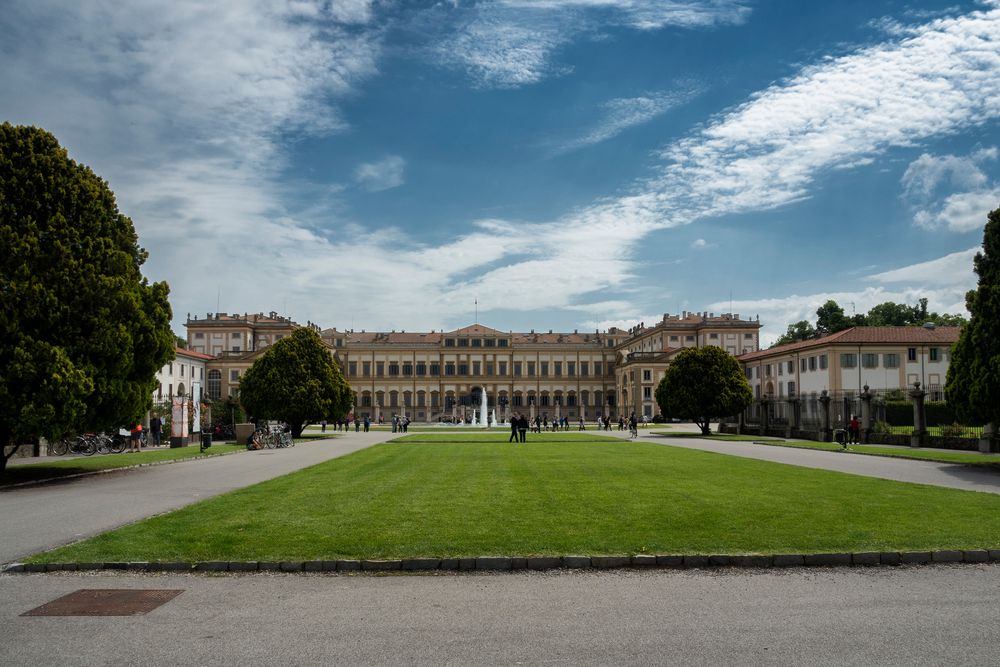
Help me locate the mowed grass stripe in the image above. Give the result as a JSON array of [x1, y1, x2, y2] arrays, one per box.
[[390, 433, 619, 443], [28, 440, 1000, 563]]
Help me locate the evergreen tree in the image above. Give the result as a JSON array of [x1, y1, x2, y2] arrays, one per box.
[[239, 328, 352, 437], [655, 346, 752, 435], [946, 207, 1000, 428], [0, 123, 174, 475]]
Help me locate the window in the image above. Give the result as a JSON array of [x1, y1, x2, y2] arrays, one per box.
[[765, 365, 772, 377], [541, 362, 548, 376], [862, 353, 878, 368], [194, 332, 204, 339], [445, 363, 456, 376], [471, 338, 482, 347], [458, 339, 469, 347], [512, 394, 522, 407], [567, 394, 576, 407], [554, 362, 562, 376], [778, 363, 783, 376], [348, 362, 357, 376], [685, 335, 695, 342], [403, 363, 413, 376], [930, 347, 940, 362], [514, 362, 522, 376], [472, 362, 481, 375], [376, 362, 384, 376], [180, 365, 184, 377], [527, 362, 535, 376], [334, 338, 342, 347], [458, 363, 469, 375], [363, 361, 371, 377], [787, 381, 796, 397], [230, 370, 240, 382], [744, 333, 754, 339], [499, 361, 507, 375], [231, 332, 241, 339], [416, 363, 426, 375], [540, 394, 549, 407], [594, 362, 603, 376], [361, 395, 372, 407], [908, 347, 917, 362], [430, 363, 440, 376], [388, 363, 399, 376], [670, 336, 679, 342], [642, 370, 651, 381], [840, 353, 857, 368], [484, 339, 495, 348], [643, 387, 652, 399], [580, 362, 589, 376], [498, 339, 508, 348], [787, 361, 794, 374], [168, 363, 173, 375], [207, 370, 221, 400], [445, 339, 455, 347], [819, 355, 828, 370], [567, 362, 575, 376], [800, 358, 807, 373], [709, 333, 718, 340], [884, 353, 899, 369], [485, 362, 493, 375]]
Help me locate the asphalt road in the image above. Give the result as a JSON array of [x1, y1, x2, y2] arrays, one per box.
[[0, 433, 394, 564], [3, 565, 1000, 665]]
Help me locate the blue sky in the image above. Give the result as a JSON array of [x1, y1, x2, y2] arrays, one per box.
[[3, 0, 999, 344]]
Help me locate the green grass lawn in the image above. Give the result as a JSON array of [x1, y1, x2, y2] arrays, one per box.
[[2, 445, 248, 487], [391, 432, 621, 443], [651, 432, 1000, 467], [28, 434, 1000, 563]]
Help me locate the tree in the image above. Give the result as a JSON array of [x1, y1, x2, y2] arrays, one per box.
[[815, 300, 850, 334], [772, 320, 816, 347], [655, 346, 752, 435], [0, 123, 174, 476], [238, 328, 352, 437], [946, 207, 1000, 429]]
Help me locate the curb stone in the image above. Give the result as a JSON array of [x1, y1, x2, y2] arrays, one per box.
[[773, 555, 804, 567], [988, 550, 1000, 561], [731, 555, 771, 567], [361, 560, 401, 571], [852, 552, 880, 566], [631, 555, 656, 567], [458, 558, 476, 571], [194, 561, 228, 572], [683, 556, 709, 568], [804, 553, 851, 567], [230, 562, 258, 572], [932, 550, 963, 563], [320, 561, 339, 572], [562, 556, 590, 569], [964, 550, 989, 563], [510, 558, 527, 570], [336, 560, 361, 572], [708, 556, 730, 567], [302, 561, 324, 572], [900, 551, 932, 564], [477, 557, 512, 571], [656, 555, 683, 568], [258, 561, 281, 572], [592, 556, 630, 569], [440, 558, 460, 570], [526, 557, 561, 570], [402, 558, 440, 571]]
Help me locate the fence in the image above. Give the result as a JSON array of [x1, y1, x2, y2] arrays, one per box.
[[722, 386, 990, 450]]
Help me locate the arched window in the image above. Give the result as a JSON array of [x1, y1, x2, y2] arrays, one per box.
[[207, 370, 222, 400]]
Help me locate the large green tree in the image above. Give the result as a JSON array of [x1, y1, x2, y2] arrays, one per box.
[[0, 123, 174, 475], [655, 346, 752, 435], [238, 328, 352, 437], [946, 207, 1000, 429], [772, 320, 816, 347]]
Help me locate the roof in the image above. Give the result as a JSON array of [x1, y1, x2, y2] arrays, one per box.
[[175, 347, 214, 361], [449, 324, 507, 336], [333, 323, 609, 346], [738, 326, 962, 362]]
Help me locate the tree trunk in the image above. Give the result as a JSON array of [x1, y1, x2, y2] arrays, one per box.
[[292, 422, 305, 438], [699, 420, 711, 435]]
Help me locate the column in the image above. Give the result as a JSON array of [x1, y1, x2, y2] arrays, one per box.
[[786, 398, 800, 438], [860, 385, 873, 444], [759, 397, 770, 435], [980, 423, 998, 454], [908, 381, 927, 448], [819, 390, 832, 442]]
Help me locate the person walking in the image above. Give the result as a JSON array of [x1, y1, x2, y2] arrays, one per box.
[[518, 414, 528, 443], [149, 415, 162, 446], [849, 414, 861, 445], [509, 413, 519, 443], [363, 416, 370, 432], [129, 422, 142, 453]]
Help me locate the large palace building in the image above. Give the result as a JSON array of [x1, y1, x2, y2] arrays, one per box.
[[184, 310, 761, 423]]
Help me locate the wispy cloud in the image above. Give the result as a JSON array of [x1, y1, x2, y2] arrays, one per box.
[[354, 156, 406, 192], [554, 86, 704, 154], [435, 1, 749, 88], [901, 148, 999, 232], [869, 248, 979, 286]]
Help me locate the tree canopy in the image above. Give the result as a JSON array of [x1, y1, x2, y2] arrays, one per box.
[[238, 328, 353, 437], [946, 207, 1000, 429], [0, 123, 174, 475], [655, 346, 752, 435]]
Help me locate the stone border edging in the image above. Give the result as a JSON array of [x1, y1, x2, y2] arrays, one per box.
[[0, 447, 249, 491], [5, 549, 998, 574]]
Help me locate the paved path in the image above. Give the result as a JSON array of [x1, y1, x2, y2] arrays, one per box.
[[617, 430, 1000, 495], [3, 565, 1000, 665], [0, 432, 394, 565]]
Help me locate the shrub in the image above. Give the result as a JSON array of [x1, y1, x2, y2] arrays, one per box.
[[938, 423, 967, 438], [871, 420, 893, 435]]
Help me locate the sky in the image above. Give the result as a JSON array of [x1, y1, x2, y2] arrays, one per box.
[[3, 0, 999, 346]]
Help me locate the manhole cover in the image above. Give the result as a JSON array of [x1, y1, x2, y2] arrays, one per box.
[[22, 589, 183, 616]]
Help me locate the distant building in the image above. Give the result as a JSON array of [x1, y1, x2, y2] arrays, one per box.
[[153, 347, 213, 404]]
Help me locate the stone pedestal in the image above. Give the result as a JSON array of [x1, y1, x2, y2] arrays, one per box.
[[908, 382, 927, 448], [786, 398, 800, 439], [979, 423, 999, 454], [860, 386, 872, 444], [819, 390, 832, 442]]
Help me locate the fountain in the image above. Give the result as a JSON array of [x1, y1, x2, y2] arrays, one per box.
[[490, 409, 497, 428], [479, 390, 489, 428]]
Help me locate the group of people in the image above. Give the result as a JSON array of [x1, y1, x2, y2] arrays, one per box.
[[391, 415, 410, 433], [507, 414, 530, 442], [320, 416, 371, 433]]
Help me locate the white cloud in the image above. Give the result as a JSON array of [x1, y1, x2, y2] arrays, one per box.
[[354, 156, 406, 192], [690, 238, 708, 249], [869, 248, 979, 286], [901, 149, 999, 232], [436, 1, 749, 88]]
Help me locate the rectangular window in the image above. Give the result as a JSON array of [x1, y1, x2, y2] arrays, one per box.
[[180, 365, 184, 377], [388, 363, 400, 376], [930, 347, 940, 362], [800, 358, 807, 373], [473, 362, 481, 375], [884, 353, 899, 369], [908, 347, 917, 362], [580, 362, 589, 376], [194, 332, 204, 339], [840, 353, 857, 368], [416, 363, 426, 376], [819, 355, 828, 370], [554, 362, 562, 376], [670, 335, 679, 342], [363, 361, 371, 377], [231, 332, 241, 339], [809, 356, 817, 371], [445, 363, 456, 376], [403, 363, 413, 376], [229, 370, 239, 382], [744, 333, 753, 339], [594, 361, 603, 376], [709, 333, 718, 340], [778, 363, 783, 376], [787, 361, 794, 374], [458, 363, 468, 375], [765, 365, 772, 377], [430, 362, 440, 376], [540, 394, 549, 407], [861, 353, 878, 368], [567, 362, 575, 376], [348, 362, 357, 376], [787, 381, 796, 397], [685, 335, 695, 342], [499, 361, 507, 375], [484, 339, 495, 348], [643, 370, 651, 381], [527, 362, 536, 376], [514, 362, 522, 376], [431, 394, 439, 407], [376, 362, 384, 376], [643, 387, 652, 399], [498, 339, 508, 348], [566, 394, 576, 407], [445, 339, 455, 347], [512, 394, 522, 407], [458, 339, 469, 347], [471, 338, 482, 347], [540, 362, 548, 376]]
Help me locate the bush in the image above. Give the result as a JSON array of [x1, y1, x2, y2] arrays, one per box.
[[938, 422, 967, 438], [872, 420, 893, 435]]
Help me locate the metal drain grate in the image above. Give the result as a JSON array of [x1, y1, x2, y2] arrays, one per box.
[[22, 589, 183, 616]]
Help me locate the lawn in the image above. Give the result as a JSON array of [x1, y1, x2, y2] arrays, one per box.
[[28, 433, 1000, 563], [2, 444, 247, 487], [651, 432, 1000, 468]]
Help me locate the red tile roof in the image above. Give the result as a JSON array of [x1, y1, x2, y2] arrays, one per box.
[[739, 326, 961, 362], [175, 347, 215, 361]]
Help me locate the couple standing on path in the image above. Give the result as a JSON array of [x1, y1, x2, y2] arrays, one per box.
[[508, 413, 529, 443]]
